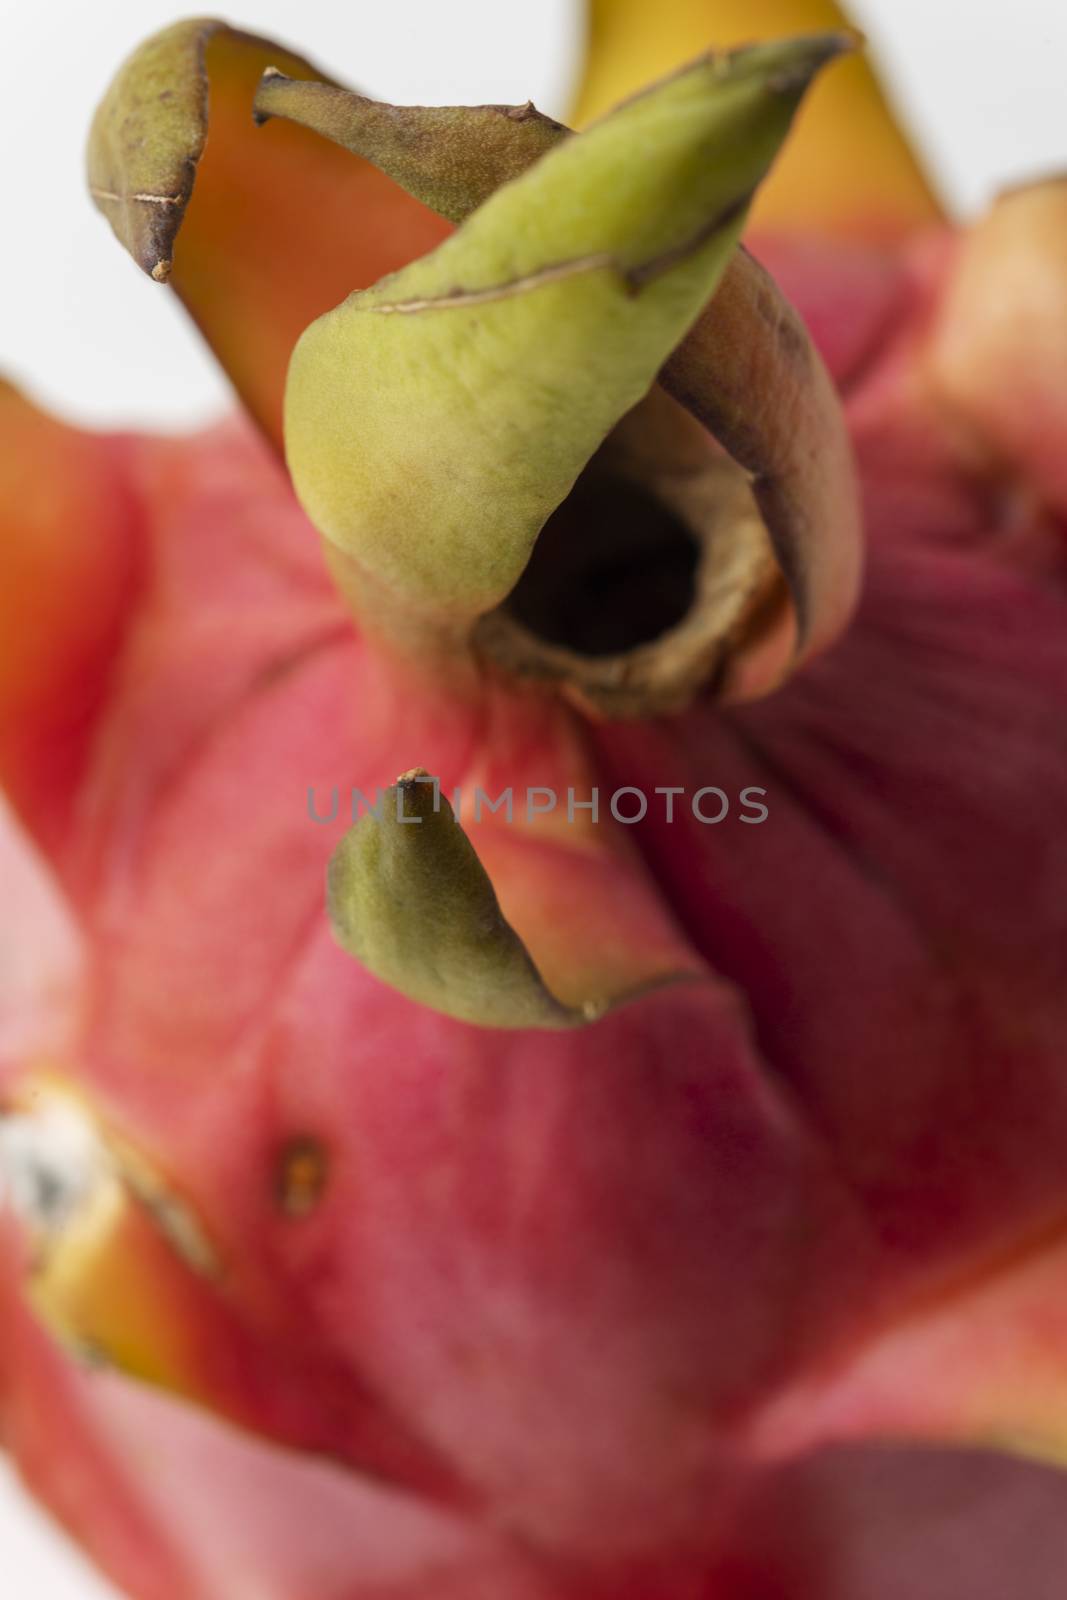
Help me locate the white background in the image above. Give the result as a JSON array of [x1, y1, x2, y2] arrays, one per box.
[[1, 0, 1066, 1593]]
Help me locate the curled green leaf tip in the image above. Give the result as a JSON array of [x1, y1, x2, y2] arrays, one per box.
[[285, 34, 848, 629], [327, 772, 593, 1030]]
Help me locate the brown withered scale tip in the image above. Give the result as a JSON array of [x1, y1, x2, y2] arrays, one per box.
[[276, 1136, 329, 1219], [86, 19, 340, 283]]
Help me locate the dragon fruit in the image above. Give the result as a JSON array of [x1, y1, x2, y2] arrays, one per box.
[[3, 1, 1067, 1595]]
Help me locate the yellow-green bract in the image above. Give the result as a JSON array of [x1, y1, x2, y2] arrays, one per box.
[[285, 36, 847, 628]]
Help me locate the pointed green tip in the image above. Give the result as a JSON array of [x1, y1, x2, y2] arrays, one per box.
[[327, 773, 581, 1030]]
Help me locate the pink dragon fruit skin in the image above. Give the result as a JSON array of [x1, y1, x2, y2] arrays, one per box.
[[2, 4, 1067, 1597]]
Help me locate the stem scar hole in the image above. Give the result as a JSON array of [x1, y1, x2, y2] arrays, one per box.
[[505, 475, 701, 657]]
